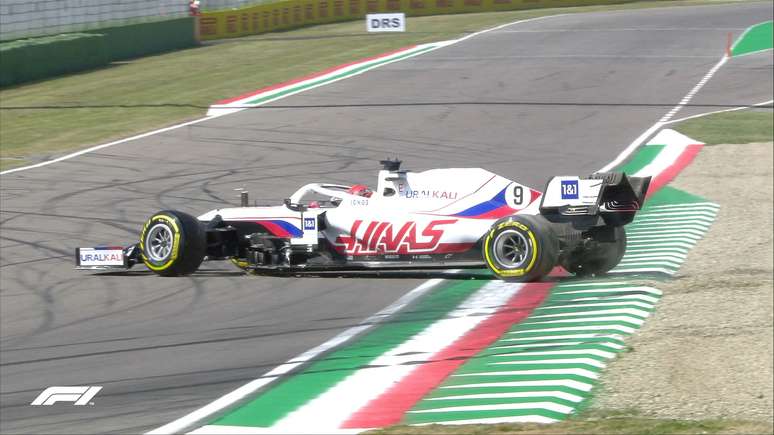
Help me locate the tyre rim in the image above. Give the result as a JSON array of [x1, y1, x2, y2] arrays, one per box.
[[492, 229, 529, 268], [146, 223, 174, 262]]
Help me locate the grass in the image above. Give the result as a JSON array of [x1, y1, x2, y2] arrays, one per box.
[[0, 0, 748, 170], [674, 110, 774, 145]]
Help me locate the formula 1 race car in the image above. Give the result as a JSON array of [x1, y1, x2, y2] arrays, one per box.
[[75, 160, 650, 282]]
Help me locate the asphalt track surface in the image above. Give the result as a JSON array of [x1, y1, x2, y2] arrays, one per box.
[[1, 3, 772, 434]]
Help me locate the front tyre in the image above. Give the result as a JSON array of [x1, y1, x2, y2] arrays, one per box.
[[140, 210, 205, 276], [483, 215, 559, 282]]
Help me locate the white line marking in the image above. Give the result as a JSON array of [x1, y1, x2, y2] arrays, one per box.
[[618, 259, 682, 268], [635, 215, 715, 223], [499, 333, 629, 342], [560, 295, 659, 305], [627, 228, 706, 237], [636, 210, 718, 218], [427, 391, 585, 402], [624, 247, 690, 254], [408, 402, 575, 414], [535, 301, 654, 310], [488, 358, 606, 369], [442, 379, 593, 391], [659, 55, 728, 123], [507, 325, 637, 335], [147, 279, 442, 435], [558, 286, 662, 296], [732, 47, 774, 58], [0, 115, 221, 176], [529, 307, 650, 319], [627, 241, 695, 249], [611, 267, 677, 275], [492, 341, 626, 350], [599, 41, 733, 172], [646, 202, 720, 209], [598, 122, 664, 172], [629, 227, 707, 235], [453, 368, 600, 380], [490, 349, 617, 359], [622, 252, 687, 261], [664, 100, 773, 125], [520, 316, 646, 326], [627, 234, 701, 242], [558, 281, 631, 287]]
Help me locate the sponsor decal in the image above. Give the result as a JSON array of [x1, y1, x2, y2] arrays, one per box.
[[335, 219, 456, 255], [398, 184, 458, 200], [304, 217, 316, 230], [350, 199, 369, 206], [31, 386, 102, 406], [78, 248, 124, 266], [561, 179, 579, 200]]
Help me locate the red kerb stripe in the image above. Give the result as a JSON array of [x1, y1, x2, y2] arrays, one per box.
[[647, 144, 703, 197], [341, 282, 553, 428]]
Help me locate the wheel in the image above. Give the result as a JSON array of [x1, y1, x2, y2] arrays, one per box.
[[561, 226, 626, 277], [483, 214, 559, 282], [139, 210, 205, 276]]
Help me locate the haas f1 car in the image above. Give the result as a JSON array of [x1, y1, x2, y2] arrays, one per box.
[[76, 161, 650, 282]]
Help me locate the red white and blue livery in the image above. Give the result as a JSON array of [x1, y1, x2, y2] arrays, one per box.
[[76, 160, 650, 281]]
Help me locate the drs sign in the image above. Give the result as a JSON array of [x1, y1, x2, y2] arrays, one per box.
[[366, 13, 406, 32]]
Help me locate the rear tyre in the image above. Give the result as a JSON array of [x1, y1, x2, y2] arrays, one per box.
[[483, 215, 559, 282], [561, 226, 626, 276], [140, 210, 205, 276]]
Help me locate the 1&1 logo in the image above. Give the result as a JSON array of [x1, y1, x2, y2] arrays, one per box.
[[561, 180, 579, 200]]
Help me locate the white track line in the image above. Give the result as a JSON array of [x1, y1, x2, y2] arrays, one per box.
[[658, 56, 728, 123], [598, 121, 664, 172], [147, 278, 442, 435], [664, 99, 773, 125], [507, 325, 636, 335], [452, 368, 600, 380], [407, 402, 575, 414], [441, 379, 594, 392], [599, 42, 737, 172], [499, 333, 630, 342], [0, 115, 221, 176], [426, 391, 586, 402], [488, 358, 606, 369]]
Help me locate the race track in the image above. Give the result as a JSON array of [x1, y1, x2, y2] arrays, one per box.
[[1, 3, 772, 433]]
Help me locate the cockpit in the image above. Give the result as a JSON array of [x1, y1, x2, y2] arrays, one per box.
[[287, 183, 374, 208]]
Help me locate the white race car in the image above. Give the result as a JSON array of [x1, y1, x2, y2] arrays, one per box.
[[75, 160, 650, 281]]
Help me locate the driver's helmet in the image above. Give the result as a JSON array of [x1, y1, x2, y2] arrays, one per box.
[[347, 184, 373, 198]]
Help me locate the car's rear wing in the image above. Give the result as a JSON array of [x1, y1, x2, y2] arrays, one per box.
[[539, 172, 651, 227]]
